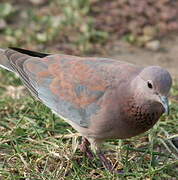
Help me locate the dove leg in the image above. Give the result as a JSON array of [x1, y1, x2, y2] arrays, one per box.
[[97, 151, 114, 172], [97, 150, 124, 174], [81, 138, 123, 173], [80, 137, 94, 159], [88, 138, 115, 172]]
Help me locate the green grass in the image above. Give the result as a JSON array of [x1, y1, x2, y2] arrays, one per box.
[[0, 70, 177, 180]]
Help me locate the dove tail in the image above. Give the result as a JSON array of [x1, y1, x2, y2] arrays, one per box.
[[9, 47, 49, 58], [0, 48, 13, 72], [0, 47, 50, 72]]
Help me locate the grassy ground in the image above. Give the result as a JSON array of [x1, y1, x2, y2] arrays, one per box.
[[0, 68, 178, 180], [0, 0, 178, 179]]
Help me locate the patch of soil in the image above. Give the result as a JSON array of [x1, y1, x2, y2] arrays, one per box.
[[92, 0, 178, 40], [106, 35, 178, 79]]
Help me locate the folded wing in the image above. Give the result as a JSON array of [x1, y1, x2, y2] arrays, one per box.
[[5, 49, 110, 127]]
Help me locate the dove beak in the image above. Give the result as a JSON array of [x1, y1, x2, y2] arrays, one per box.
[[160, 96, 169, 115]]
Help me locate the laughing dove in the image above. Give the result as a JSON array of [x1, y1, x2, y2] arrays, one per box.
[[0, 47, 172, 172]]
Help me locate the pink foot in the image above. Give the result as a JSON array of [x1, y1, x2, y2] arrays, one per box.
[[97, 151, 124, 174], [80, 138, 94, 159]]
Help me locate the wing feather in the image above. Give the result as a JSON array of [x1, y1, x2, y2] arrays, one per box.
[[5, 50, 109, 127], [23, 56, 107, 127]]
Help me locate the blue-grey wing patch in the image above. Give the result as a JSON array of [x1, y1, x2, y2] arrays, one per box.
[[23, 57, 106, 128]]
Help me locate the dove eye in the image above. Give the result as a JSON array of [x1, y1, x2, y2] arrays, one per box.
[[147, 81, 153, 89]]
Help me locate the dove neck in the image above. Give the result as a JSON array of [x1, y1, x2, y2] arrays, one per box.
[[130, 76, 148, 104]]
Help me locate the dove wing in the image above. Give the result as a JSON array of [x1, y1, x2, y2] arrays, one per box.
[[5, 49, 113, 127]]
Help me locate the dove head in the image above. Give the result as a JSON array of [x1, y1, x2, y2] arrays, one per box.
[[132, 66, 172, 115]]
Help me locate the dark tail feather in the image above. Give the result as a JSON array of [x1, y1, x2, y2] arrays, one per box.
[[9, 47, 50, 58]]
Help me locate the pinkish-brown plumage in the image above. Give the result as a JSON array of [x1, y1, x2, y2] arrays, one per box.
[[0, 47, 172, 172]]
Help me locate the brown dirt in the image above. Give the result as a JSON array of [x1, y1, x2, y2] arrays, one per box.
[[106, 35, 178, 79]]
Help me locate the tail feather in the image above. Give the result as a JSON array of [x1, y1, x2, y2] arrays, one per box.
[[0, 48, 13, 71], [0, 47, 50, 72], [9, 47, 50, 58], [0, 48, 39, 97]]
